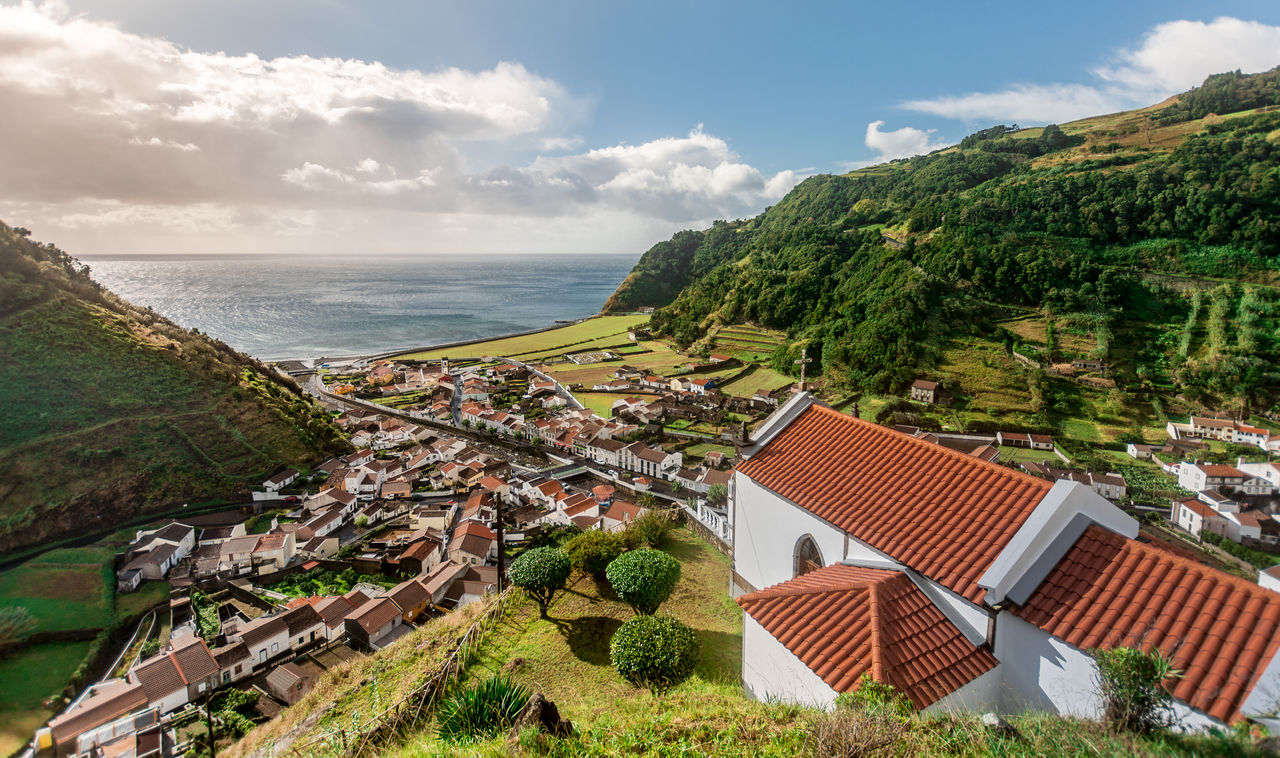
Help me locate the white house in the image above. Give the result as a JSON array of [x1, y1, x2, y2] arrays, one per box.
[[729, 394, 1280, 731], [1178, 463, 1247, 495], [263, 468, 299, 492]]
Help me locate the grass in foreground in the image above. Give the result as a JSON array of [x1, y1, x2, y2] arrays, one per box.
[[380, 526, 1268, 757]]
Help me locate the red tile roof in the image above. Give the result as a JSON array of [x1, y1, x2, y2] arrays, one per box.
[[1201, 464, 1246, 479], [1015, 525, 1280, 722], [737, 404, 1050, 603], [736, 564, 997, 708]]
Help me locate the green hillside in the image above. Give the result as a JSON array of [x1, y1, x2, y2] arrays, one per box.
[[605, 69, 1280, 424], [0, 223, 350, 554]]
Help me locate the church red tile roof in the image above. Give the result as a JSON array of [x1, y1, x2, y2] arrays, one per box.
[[737, 404, 1050, 603], [736, 564, 996, 708], [1015, 525, 1280, 722]]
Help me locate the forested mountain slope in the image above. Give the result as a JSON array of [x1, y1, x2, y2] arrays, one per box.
[[605, 69, 1280, 416], [0, 223, 349, 554]]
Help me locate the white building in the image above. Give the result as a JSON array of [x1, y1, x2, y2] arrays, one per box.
[[729, 394, 1280, 731]]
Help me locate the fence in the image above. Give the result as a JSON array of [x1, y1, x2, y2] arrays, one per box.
[[272, 589, 513, 758]]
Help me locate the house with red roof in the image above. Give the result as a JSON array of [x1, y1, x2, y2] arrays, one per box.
[[730, 393, 1280, 730]]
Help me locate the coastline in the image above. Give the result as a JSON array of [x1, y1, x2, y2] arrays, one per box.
[[275, 314, 602, 364]]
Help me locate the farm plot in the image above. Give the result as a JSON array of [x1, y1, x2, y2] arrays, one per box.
[[0, 546, 114, 633]]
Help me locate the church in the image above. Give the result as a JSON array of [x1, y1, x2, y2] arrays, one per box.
[[728, 393, 1280, 729]]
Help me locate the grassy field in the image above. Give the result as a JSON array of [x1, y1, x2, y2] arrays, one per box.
[[0, 546, 115, 633], [716, 364, 793, 398], [574, 393, 624, 419], [395, 315, 649, 362], [369, 526, 1266, 758], [0, 641, 94, 756]]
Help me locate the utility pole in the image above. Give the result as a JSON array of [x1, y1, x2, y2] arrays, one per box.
[[794, 347, 812, 391], [203, 693, 217, 758], [495, 495, 505, 592]]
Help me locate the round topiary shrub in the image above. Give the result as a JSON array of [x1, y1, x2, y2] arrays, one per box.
[[563, 529, 628, 579], [609, 614, 700, 695], [606, 548, 681, 615], [508, 547, 571, 618]]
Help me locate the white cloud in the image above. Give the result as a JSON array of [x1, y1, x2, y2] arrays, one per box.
[[861, 120, 949, 162], [0, 3, 799, 253], [901, 16, 1280, 124]]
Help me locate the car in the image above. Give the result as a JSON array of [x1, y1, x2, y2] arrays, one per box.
[[283, 496, 300, 503], [607, 469, 619, 478]]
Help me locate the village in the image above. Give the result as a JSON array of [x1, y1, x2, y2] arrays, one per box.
[[29, 337, 757, 758], [27, 324, 1280, 758]]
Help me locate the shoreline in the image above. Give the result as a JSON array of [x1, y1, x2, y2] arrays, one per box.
[[268, 314, 604, 364]]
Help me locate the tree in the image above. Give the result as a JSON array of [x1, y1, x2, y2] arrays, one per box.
[[606, 548, 681, 615], [670, 480, 683, 494], [610, 614, 700, 695], [705, 483, 727, 506], [354, 515, 370, 529], [508, 547, 571, 618], [564, 530, 629, 579]]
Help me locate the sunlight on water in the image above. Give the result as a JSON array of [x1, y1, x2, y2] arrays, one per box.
[[79, 253, 637, 360]]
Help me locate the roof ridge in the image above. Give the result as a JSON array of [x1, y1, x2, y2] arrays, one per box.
[[867, 579, 885, 684], [808, 404, 1051, 491]]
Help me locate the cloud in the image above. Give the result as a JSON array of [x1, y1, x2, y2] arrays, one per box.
[[861, 120, 949, 162], [901, 16, 1280, 123], [0, 3, 798, 253]]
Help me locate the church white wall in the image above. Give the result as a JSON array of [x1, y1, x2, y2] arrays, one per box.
[[741, 615, 838, 709], [995, 612, 1100, 715], [993, 613, 1224, 731], [924, 666, 1003, 715], [732, 473, 848, 591]]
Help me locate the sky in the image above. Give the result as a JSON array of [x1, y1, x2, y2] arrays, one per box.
[[3, 1, 1280, 256]]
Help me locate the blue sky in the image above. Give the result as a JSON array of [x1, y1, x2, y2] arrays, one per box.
[[3, 1, 1280, 254]]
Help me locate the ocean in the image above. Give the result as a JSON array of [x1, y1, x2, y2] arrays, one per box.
[[78, 253, 639, 361]]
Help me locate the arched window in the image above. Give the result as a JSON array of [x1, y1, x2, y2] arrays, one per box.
[[794, 535, 823, 577]]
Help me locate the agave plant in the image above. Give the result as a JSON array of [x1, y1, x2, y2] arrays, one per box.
[[437, 674, 531, 742]]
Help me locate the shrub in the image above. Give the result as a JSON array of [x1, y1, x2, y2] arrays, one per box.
[[1094, 646, 1180, 733], [833, 674, 913, 720], [606, 548, 681, 615], [437, 675, 531, 742], [0, 606, 37, 648], [564, 530, 629, 578], [628, 511, 675, 548], [508, 547, 571, 618], [804, 706, 904, 758], [609, 614, 700, 695]]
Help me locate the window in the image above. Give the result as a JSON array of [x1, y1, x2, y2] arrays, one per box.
[[271, 642, 279, 653], [298, 636, 304, 645], [197, 682, 206, 693], [222, 671, 231, 683], [794, 535, 823, 578]]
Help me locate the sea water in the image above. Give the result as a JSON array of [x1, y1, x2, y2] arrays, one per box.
[[79, 253, 638, 360]]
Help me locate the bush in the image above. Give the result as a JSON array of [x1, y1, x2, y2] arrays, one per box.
[[564, 530, 629, 579], [0, 606, 37, 648], [606, 548, 681, 615], [627, 511, 675, 548], [609, 614, 700, 695], [1094, 646, 1180, 733], [804, 707, 904, 758], [437, 675, 531, 742], [833, 674, 913, 719], [508, 547, 571, 618]]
